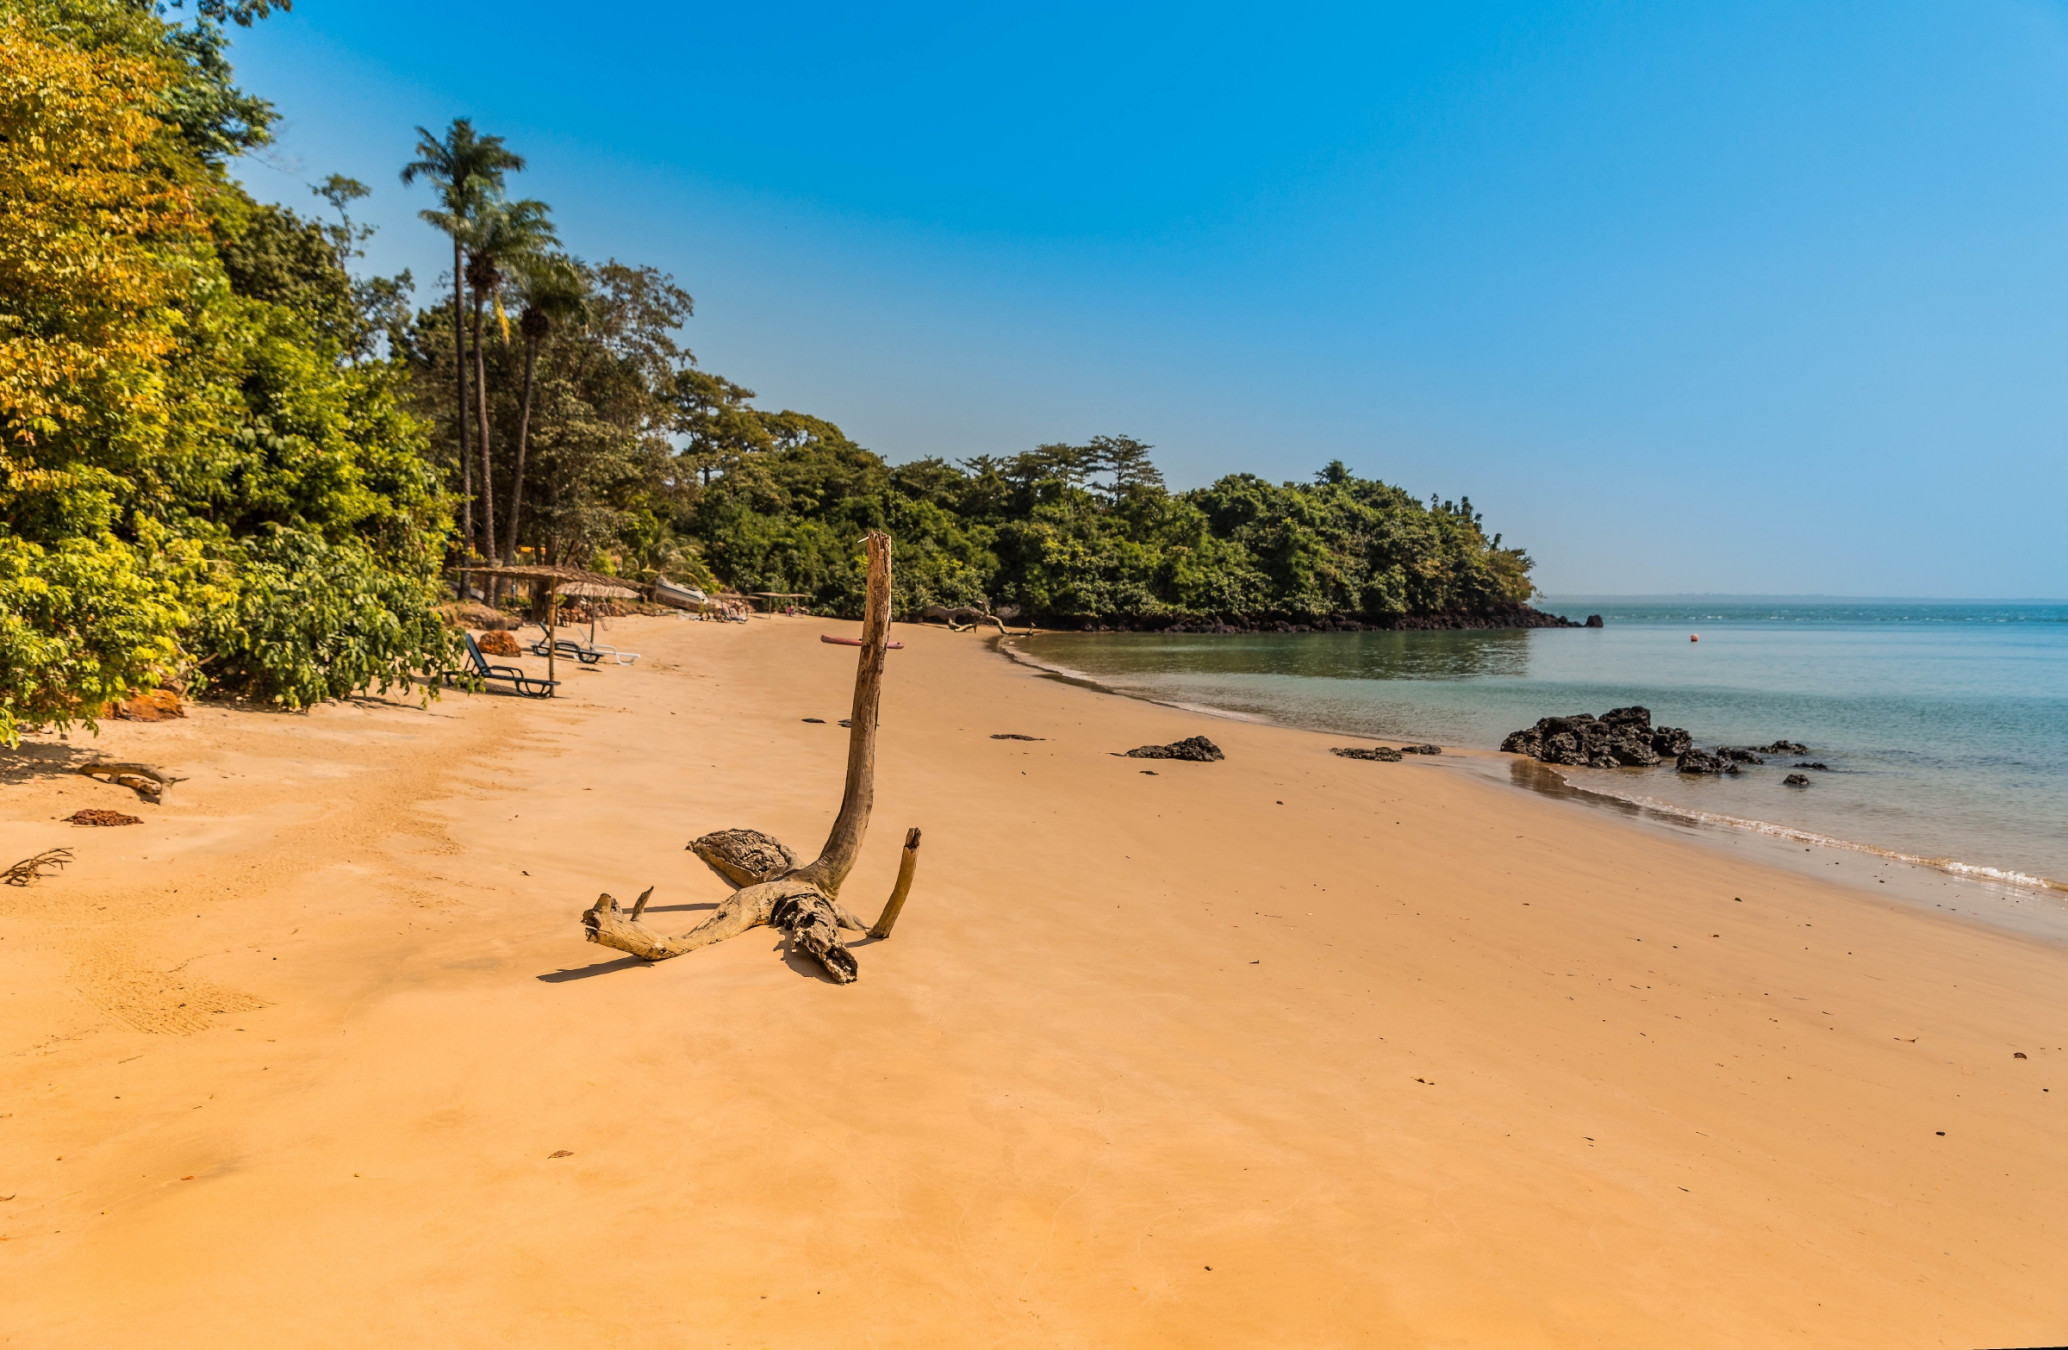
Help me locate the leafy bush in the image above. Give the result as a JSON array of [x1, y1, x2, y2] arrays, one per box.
[[0, 533, 186, 743], [196, 527, 456, 707]]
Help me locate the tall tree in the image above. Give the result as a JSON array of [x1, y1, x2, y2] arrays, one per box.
[[504, 252, 589, 561], [673, 369, 772, 486], [400, 119, 521, 560], [460, 194, 556, 565]]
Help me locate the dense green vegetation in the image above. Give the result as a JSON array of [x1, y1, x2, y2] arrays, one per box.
[[674, 435, 1536, 625], [0, 2, 1541, 743], [0, 0, 451, 743]]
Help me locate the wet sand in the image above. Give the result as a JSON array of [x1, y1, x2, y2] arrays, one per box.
[[1, 616, 2061, 1347]]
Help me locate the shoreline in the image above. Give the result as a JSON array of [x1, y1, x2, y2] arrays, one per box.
[[987, 601, 1582, 634], [3, 613, 2064, 1346], [997, 632, 2068, 936]]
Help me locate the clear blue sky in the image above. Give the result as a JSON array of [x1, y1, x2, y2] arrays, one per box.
[[230, 1, 2068, 597]]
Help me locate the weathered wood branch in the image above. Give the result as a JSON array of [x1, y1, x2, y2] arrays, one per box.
[[786, 532, 892, 899], [867, 827, 922, 939], [579, 531, 898, 983]]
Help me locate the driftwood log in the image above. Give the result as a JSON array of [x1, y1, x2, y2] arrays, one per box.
[[71, 761, 182, 804], [582, 531, 916, 983], [947, 612, 1029, 637]]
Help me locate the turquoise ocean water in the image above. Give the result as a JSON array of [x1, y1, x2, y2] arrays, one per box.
[[1014, 600, 2068, 898]]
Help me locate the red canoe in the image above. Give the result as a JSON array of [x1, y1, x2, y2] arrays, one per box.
[[820, 634, 905, 649]]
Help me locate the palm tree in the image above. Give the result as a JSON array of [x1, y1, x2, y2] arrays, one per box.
[[400, 119, 523, 561], [460, 195, 557, 566], [503, 253, 590, 561]]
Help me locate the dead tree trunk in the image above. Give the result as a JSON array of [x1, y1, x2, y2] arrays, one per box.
[[581, 531, 903, 983]]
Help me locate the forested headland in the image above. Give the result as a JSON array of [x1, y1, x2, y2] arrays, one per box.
[[0, 0, 1554, 743]]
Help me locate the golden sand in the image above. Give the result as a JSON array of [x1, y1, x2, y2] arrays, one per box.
[[1, 617, 2061, 1346]]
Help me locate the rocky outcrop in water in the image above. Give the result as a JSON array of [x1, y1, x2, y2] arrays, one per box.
[[1783, 773, 1812, 787], [1499, 706, 1690, 769], [1503, 707, 1817, 779], [1676, 748, 1736, 775]]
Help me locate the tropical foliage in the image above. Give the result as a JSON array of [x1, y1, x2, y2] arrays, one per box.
[[0, 0, 451, 743]]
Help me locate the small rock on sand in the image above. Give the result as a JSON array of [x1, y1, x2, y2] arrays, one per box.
[[1121, 736, 1224, 762], [1332, 746, 1403, 762]]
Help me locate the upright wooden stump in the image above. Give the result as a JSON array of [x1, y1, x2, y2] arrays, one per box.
[[580, 531, 912, 982]]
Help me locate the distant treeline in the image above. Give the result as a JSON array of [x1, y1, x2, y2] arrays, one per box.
[[676, 432, 1542, 626]]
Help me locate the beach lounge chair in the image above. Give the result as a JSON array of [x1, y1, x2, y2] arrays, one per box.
[[528, 633, 604, 665], [447, 632, 559, 697], [526, 624, 640, 665]]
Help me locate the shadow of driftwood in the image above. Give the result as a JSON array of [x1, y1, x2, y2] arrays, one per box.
[[536, 955, 650, 983]]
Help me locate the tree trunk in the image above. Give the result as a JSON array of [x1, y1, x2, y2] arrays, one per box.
[[504, 334, 539, 563], [453, 237, 473, 559], [470, 291, 497, 567], [580, 532, 901, 983]]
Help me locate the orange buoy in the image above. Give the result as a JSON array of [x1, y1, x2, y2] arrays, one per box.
[[1690, 633, 1700, 642]]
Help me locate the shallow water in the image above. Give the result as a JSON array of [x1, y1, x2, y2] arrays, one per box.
[[1016, 600, 2068, 893]]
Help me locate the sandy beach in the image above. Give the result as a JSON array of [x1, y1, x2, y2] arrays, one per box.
[[1, 615, 2062, 1348]]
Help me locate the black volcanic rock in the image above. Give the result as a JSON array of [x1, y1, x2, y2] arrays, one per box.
[[1792, 761, 1830, 771], [1584, 614, 1605, 628], [1677, 749, 1737, 775], [1651, 726, 1693, 756], [1122, 735, 1224, 762], [1332, 745, 1404, 762], [1760, 740, 1809, 755], [1783, 773, 1812, 787], [1501, 710, 1665, 768], [1399, 743, 1443, 755], [1609, 729, 1660, 766], [1716, 747, 1766, 764]]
